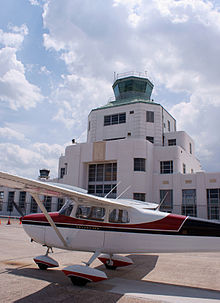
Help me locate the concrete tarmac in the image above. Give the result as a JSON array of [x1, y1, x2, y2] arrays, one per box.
[[0, 219, 220, 303]]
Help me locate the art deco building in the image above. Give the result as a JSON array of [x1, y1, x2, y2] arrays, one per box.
[[1, 72, 220, 220]]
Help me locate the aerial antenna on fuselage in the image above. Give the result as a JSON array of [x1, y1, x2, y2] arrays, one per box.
[[116, 185, 131, 200], [104, 181, 121, 198], [155, 192, 168, 211]]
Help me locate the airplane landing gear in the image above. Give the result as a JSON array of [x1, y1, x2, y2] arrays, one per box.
[[34, 247, 59, 270], [98, 254, 133, 270], [62, 251, 107, 286]]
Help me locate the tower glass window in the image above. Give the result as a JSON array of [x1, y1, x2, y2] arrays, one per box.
[[134, 158, 146, 172], [160, 161, 173, 174], [168, 139, 176, 146], [146, 111, 154, 123], [88, 163, 117, 198], [104, 113, 126, 126]]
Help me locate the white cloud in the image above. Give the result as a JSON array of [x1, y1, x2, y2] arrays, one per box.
[[0, 26, 43, 110], [0, 127, 26, 142], [0, 141, 65, 179]]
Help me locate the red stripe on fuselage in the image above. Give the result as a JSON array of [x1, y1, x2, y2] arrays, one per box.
[[23, 212, 186, 231]]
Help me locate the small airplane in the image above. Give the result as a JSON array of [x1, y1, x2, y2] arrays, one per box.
[[0, 171, 220, 286]]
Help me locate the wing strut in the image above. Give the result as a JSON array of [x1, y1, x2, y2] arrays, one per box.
[[31, 193, 68, 248]]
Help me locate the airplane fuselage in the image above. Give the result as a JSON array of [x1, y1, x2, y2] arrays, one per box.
[[22, 210, 220, 254]]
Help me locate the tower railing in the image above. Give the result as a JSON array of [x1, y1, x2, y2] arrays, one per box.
[[114, 71, 148, 81]]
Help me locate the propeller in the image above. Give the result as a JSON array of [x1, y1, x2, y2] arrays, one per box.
[[12, 201, 25, 217]]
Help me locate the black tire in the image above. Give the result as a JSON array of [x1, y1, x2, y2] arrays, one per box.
[[69, 276, 90, 286], [37, 263, 48, 270], [105, 264, 117, 270]]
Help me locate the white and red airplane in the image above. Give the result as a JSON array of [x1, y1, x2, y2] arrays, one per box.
[[1, 171, 220, 286]]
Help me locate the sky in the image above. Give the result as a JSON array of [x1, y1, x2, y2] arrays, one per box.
[[1, 0, 220, 178]]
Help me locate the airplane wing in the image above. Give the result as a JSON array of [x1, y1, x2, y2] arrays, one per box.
[[0, 171, 132, 208]]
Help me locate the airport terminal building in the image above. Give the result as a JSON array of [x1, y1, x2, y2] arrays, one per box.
[[1, 72, 220, 220]]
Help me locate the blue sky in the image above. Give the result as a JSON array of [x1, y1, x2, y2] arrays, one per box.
[[1, 0, 220, 178]]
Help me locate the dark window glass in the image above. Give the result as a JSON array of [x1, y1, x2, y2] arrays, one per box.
[[104, 113, 126, 126], [96, 164, 104, 181], [119, 113, 126, 123], [207, 189, 220, 220], [0, 191, 3, 211], [189, 143, 192, 154], [146, 136, 154, 143], [19, 191, 26, 209], [89, 164, 96, 181], [183, 163, 186, 174], [168, 120, 171, 131], [182, 189, 197, 217], [160, 161, 173, 174], [30, 197, 38, 213], [134, 158, 146, 172], [105, 163, 112, 181], [112, 114, 119, 125], [44, 196, 52, 212], [160, 190, 173, 212], [104, 115, 111, 126], [96, 184, 103, 194], [60, 167, 65, 178], [146, 111, 154, 122], [7, 191, 14, 212], [57, 198, 65, 211], [88, 185, 95, 194], [133, 193, 146, 201], [168, 139, 176, 146]]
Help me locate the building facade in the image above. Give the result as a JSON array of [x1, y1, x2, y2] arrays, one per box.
[[1, 72, 220, 220]]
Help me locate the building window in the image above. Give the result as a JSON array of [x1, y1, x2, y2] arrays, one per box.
[[160, 190, 173, 213], [182, 189, 197, 217], [30, 197, 38, 213], [104, 113, 126, 126], [189, 143, 192, 154], [168, 139, 176, 146], [207, 189, 220, 220], [88, 163, 117, 198], [133, 193, 146, 202], [19, 191, 26, 210], [0, 191, 4, 211], [130, 110, 134, 114], [57, 198, 65, 211], [88, 121, 90, 131], [7, 191, 14, 212], [134, 158, 146, 172], [146, 111, 154, 122], [44, 196, 52, 212], [60, 167, 65, 179], [160, 161, 173, 174], [183, 163, 186, 174], [146, 136, 154, 143], [168, 120, 170, 131]]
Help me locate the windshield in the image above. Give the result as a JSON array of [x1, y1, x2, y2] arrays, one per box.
[[59, 200, 74, 216]]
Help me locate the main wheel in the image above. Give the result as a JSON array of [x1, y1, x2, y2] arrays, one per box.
[[69, 276, 90, 286], [37, 263, 48, 270], [105, 264, 117, 270]]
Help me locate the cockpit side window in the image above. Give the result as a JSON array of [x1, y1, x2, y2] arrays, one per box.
[[76, 205, 106, 221], [59, 200, 74, 216], [109, 209, 130, 223]]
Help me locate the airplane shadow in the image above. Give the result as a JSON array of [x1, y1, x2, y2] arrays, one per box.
[[5, 254, 220, 302]]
